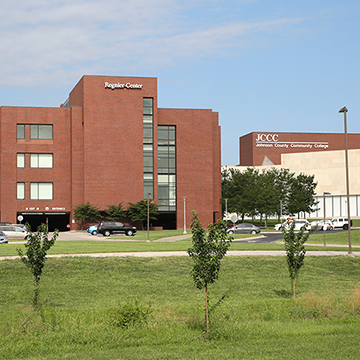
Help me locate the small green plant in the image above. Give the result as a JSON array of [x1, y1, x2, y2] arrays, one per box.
[[17, 223, 59, 309], [187, 211, 232, 336], [282, 219, 313, 298], [108, 297, 152, 328]]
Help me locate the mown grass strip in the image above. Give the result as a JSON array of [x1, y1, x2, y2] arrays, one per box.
[[1, 256, 360, 359]]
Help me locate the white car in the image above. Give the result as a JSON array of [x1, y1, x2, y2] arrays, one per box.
[[274, 219, 311, 231], [0, 225, 30, 239], [311, 220, 334, 231]]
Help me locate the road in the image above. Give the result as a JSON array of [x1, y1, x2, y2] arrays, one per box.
[[234, 228, 359, 244]]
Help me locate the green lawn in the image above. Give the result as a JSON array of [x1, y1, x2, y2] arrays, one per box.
[[0, 239, 354, 257], [306, 229, 360, 246], [1, 255, 360, 359]]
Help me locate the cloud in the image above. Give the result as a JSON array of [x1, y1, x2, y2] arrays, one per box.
[[0, 0, 304, 86]]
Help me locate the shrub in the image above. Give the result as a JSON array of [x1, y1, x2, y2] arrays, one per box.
[[108, 297, 152, 328]]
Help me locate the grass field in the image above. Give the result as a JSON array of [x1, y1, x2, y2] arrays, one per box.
[[0, 236, 358, 257], [1, 254, 360, 359]]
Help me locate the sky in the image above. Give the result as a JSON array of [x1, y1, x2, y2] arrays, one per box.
[[1, 0, 359, 166]]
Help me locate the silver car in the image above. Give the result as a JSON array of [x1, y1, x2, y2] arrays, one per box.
[[0, 225, 30, 239], [227, 223, 261, 235], [0, 231, 8, 244]]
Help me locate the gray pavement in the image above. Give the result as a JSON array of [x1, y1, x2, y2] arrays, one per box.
[[1, 249, 359, 261]]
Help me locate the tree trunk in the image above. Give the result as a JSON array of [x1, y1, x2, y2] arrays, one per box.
[[205, 283, 209, 336], [34, 279, 39, 310], [293, 278, 296, 299]]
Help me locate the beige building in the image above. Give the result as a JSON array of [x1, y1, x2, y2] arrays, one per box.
[[223, 149, 360, 219]]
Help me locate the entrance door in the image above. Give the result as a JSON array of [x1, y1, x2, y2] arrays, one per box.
[[18, 213, 70, 232]]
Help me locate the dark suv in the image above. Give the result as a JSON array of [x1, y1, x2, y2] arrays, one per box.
[[98, 221, 136, 237]]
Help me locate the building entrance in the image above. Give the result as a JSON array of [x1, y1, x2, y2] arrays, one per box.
[[18, 213, 70, 232]]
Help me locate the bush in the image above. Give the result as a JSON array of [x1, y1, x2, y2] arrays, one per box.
[[108, 297, 152, 328]]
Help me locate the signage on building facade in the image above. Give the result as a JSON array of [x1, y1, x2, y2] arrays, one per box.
[[24, 206, 66, 211], [255, 133, 329, 149], [104, 82, 143, 90]]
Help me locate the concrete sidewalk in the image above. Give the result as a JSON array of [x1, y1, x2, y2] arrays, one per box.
[[1, 249, 359, 261]]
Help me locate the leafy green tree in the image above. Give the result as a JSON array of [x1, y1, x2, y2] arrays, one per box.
[[105, 202, 126, 221], [256, 170, 278, 227], [286, 173, 318, 217], [187, 211, 232, 336], [282, 219, 314, 298], [127, 199, 158, 230], [222, 167, 259, 221], [73, 202, 101, 230], [17, 223, 59, 309]]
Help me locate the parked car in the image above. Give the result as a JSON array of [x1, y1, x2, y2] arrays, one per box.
[[331, 218, 353, 230], [97, 221, 137, 237], [0, 231, 8, 244], [87, 224, 99, 235], [0, 222, 11, 226], [0, 225, 30, 239], [311, 220, 334, 231], [227, 223, 260, 234], [274, 219, 311, 231], [13, 224, 29, 231]]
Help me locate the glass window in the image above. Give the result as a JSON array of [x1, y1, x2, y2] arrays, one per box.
[[17, 183, 25, 200], [17, 124, 25, 139], [30, 125, 53, 139], [17, 154, 25, 168], [143, 115, 153, 123], [143, 124, 153, 143], [30, 183, 53, 200], [143, 98, 153, 115], [158, 125, 176, 211], [143, 155, 153, 173], [30, 154, 53, 168]]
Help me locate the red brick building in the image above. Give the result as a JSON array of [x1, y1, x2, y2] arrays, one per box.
[[0, 75, 221, 231], [240, 132, 360, 166]]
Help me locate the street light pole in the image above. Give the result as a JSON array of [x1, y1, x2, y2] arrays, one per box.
[[339, 106, 353, 256], [147, 192, 150, 242], [323, 191, 331, 246], [183, 196, 187, 234]]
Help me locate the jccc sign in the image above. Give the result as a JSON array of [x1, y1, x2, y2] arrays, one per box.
[[256, 133, 278, 142], [255, 133, 329, 150]]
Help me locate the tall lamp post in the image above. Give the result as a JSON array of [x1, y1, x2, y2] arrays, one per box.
[[323, 191, 331, 246], [183, 196, 187, 234], [339, 106, 353, 256], [147, 192, 150, 242]]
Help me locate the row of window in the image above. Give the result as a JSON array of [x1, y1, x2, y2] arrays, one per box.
[[17, 124, 53, 140], [17, 182, 53, 200], [158, 126, 176, 211], [143, 98, 154, 199], [17, 153, 53, 168]]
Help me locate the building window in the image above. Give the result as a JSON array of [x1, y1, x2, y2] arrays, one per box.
[[143, 98, 153, 115], [30, 125, 53, 139], [17, 153, 25, 168], [143, 98, 154, 199], [17, 182, 25, 200], [143, 145, 153, 173], [144, 174, 153, 199], [30, 154, 53, 168], [30, 183, 53, 200], [17, 124, 25, 139], [158, 125, 176, 211]]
